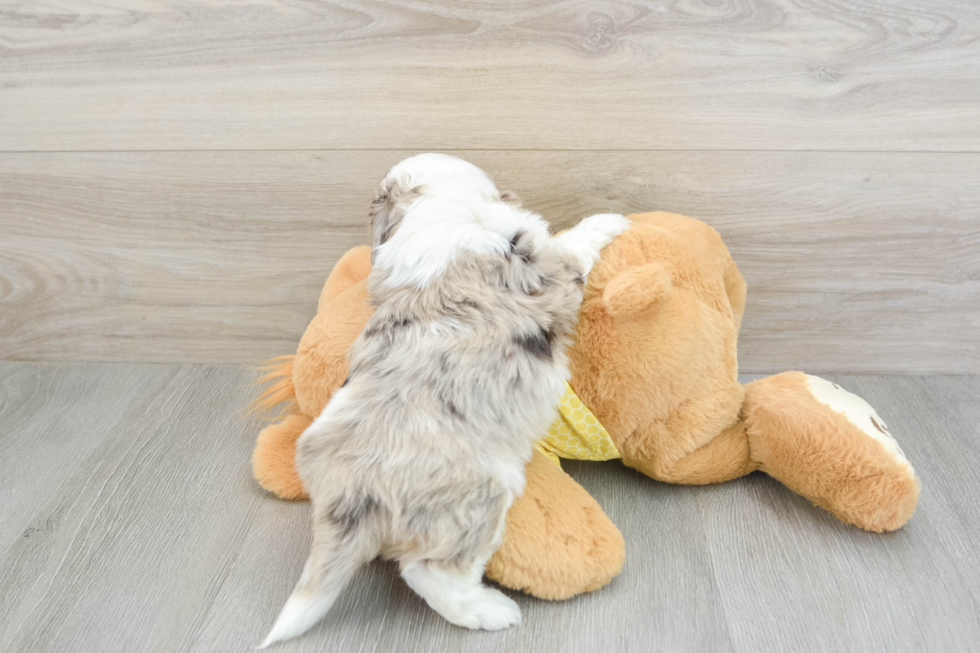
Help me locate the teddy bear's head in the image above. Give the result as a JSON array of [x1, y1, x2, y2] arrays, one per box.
[[290, 246, 375, 419], [566, 212, 748, 467]]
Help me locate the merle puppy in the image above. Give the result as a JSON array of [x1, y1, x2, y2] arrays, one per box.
[[262, 154, 629, 646]]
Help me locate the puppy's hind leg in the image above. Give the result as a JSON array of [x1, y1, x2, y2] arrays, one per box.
[[400, 491, 519, 631], [401, 555, 521, 631], [260, 500, 380, 648]]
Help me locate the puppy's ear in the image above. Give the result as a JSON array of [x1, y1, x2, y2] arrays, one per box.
[[370, 177, 423, 250], [499, 189, 522, 207]]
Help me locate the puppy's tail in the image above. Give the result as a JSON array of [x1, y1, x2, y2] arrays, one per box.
[[260, 506, 379, 648]]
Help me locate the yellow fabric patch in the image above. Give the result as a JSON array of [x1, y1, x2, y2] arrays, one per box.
[[535, 382, 621, 467]]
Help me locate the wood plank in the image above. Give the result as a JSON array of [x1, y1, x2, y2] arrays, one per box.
[[0, 362, 293, 652], [0, 362, 178, 639], [2, 150, 977, 372], [847, 375, 980, 614], [695, 376, 980, 652], [1, 0, 978, 151], [2, 363, 979, 651], [191, 461, 736, 653], [696, 374, 980, 652], [0, 362, 173, 549], [0, 361, 731, 653]]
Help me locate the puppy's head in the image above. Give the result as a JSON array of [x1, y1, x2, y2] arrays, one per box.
[[369, 154, 529, 287], [370, 154, 520, 250]]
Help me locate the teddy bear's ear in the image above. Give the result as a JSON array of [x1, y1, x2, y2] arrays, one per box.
[[318, 246, 373, 314], [600, 263, 673, 318], [724, 259, 747, 334]]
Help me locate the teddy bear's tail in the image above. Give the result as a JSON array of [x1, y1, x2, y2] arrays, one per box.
[[246, 355, 297, 420]]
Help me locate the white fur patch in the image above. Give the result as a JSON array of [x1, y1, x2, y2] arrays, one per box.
[[554, 213, 631, 278], [371, 153, 533, 289], [401, 561, 521, 631], [804, 375, 913, 473], [372, 200, 512, 289], [259, 585, 342, 649]]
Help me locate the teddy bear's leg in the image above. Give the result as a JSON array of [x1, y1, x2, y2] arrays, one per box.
[[485, 449, 625, 600], [743, 372, 920, 532], [253, 414, 312, 500]]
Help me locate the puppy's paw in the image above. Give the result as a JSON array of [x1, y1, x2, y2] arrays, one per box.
[[574, 213, 631, 251], [557, 213, 631, 278], [444, 587, 521, 631], [477, 593, 522, 630]]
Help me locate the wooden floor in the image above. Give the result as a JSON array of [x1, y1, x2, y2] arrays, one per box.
[[1, 361, 978, 653]]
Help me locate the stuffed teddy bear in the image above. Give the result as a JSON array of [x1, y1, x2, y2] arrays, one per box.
[[251, 211, 920, 601]]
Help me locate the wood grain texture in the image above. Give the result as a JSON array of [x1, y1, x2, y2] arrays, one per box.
[[2, 150, 977, 372], [1, 362, 978, 652], [699, 377, 980, 652], [1, 0, 978, 151]]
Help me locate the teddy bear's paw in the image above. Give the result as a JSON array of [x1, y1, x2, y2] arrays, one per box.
[[804, 375, 913, 474], [744, 372, 920, 532], [253, 414, 312, 500]]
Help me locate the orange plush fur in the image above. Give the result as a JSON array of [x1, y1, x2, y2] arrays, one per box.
[[251, 212, 919, 600]]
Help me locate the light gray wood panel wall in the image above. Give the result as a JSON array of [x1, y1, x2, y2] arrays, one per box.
[[2, 151, 977, 372], [0, 0, 978, 151], [2, 362, 979, 652]]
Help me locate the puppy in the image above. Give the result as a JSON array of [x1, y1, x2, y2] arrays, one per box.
[[261, 154, 629, 646]]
